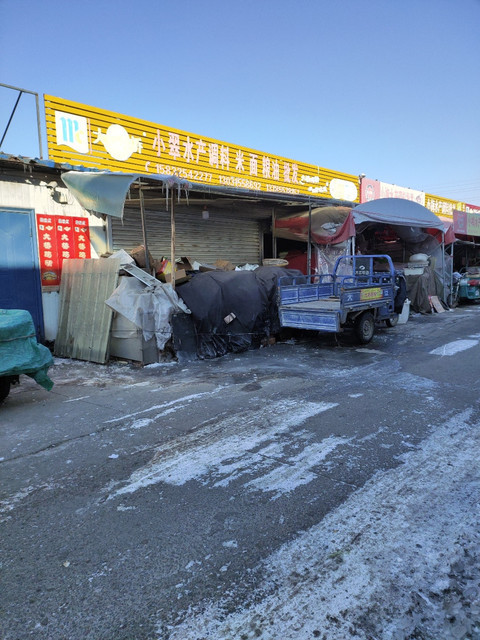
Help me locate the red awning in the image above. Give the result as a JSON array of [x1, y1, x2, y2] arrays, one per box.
[[275, 206, 355, 245]]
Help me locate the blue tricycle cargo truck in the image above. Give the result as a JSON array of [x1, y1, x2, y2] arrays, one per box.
[[278, 255, 401, 344]]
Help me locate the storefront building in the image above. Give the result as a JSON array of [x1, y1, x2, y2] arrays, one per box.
[[0, 154, 108, 340], [44, 95, 361, 267], [1, 88, 479, 344]]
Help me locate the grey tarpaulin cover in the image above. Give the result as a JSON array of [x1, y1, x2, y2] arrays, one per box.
[[353, 198, 448, 304], [62, 172, 137, 218], [105, 277, 190, 350], [352, 198, 445, 230], [406, 267, 444, 314], [61, 171, 191, 218]]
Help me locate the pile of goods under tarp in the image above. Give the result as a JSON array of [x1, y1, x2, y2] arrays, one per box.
[[176, 266, 301, 359], [0, 309, 54, 390]]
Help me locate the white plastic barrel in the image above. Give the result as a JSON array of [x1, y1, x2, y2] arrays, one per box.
[[398, 299, 410, 324]]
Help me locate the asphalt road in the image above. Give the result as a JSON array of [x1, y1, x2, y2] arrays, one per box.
[[1, 306, 480, 640]]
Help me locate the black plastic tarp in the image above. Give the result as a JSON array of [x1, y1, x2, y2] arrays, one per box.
[[177, 267, 301, 359]]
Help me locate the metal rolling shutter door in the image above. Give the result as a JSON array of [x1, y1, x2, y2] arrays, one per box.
[[111, 205, 263, 265]]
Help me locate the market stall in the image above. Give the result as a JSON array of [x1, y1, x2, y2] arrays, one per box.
[[273, 205, 355, 274], [351, 198, 449, 313], [275, 198, 450, 313], [452, 209, 480, 271]]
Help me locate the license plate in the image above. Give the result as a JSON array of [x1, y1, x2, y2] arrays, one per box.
[[360, 287, 382, 301]]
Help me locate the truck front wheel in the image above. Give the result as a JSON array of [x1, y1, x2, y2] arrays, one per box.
[[355, 312, 375, 344]]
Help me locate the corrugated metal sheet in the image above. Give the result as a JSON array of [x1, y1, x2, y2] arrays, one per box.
[[112, 205, 263, 265], [54, 258, 120, 363]]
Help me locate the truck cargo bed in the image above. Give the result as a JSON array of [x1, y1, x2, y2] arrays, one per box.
[[279, 297, 341, 311], [277, 255, 398, 341]]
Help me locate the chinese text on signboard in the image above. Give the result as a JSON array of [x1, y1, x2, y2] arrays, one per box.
[[453, 209, 480, 237], [36, 215, 91, 286], [45, 95, 359, 202], [360, 287, 382, 301]]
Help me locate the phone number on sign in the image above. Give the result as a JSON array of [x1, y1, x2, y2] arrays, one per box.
[[145, 163, 213, 183]]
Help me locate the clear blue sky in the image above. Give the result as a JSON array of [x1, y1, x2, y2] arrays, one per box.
[[1, 0, 479, 205]]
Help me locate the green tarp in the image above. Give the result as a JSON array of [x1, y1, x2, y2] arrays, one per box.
[[0, 309, 54, 391]]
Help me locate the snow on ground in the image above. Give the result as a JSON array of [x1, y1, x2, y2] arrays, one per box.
[[108, 399, 339, 499], [160, 410, 480, 640], [429, 339, 479, 357], [0, 483, 55, 521], [103, 389, 227, 426], [49, 358, 142, 387]]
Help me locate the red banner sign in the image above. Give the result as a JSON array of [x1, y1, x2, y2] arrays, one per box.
[[36, 215, 91, 286]]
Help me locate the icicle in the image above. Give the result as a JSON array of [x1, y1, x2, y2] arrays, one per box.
[[163, 176, 176, 211], [179, 178, 190, 206]]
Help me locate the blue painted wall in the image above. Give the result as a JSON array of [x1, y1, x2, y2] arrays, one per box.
[[0, 209, 44, 340]]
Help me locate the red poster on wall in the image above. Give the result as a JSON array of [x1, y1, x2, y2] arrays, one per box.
[[36, 215, 61, 286], [36, 214, 91, 286], [72, 217, 91, 259], [55, 216, 75, 267]]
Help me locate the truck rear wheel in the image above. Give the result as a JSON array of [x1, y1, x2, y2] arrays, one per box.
[[0, 377, 11, 403], [355, 312, 375, 344], [386, 313, 399, 327]]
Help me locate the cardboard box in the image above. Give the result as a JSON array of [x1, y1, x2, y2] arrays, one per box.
[[158, 269, 190, 285], [129, 245, 155, 269], [215, 259, 235, 271], [179, 256, 194, 271], [198, 263, 217, 272], [156, 258, 172, 275], [156, 257, 195, 275]]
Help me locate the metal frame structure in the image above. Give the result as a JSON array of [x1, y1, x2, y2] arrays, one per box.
[[0, 83, 43, 158]]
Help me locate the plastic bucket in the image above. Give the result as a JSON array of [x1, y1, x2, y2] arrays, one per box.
[[398, 299, 410, 324]]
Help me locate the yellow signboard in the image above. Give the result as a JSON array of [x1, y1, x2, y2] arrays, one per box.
[[44, 95, 359, 202], [425, 193, 465, 220], [360, 287, 382, 301]]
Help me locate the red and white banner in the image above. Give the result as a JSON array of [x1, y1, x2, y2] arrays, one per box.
[[36, 214, 91, 286], [361, 178, 425, 205]]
